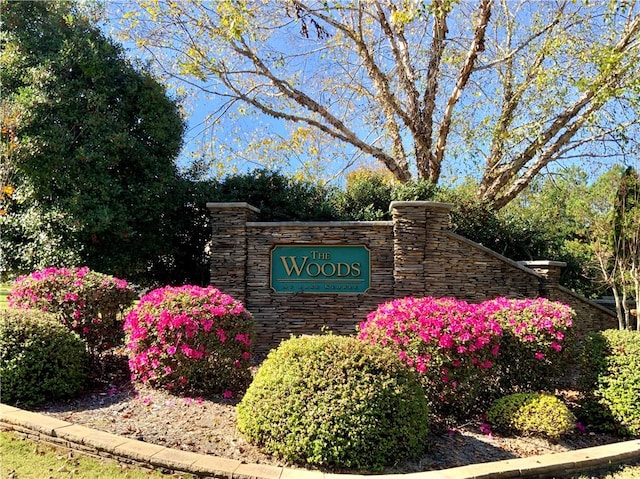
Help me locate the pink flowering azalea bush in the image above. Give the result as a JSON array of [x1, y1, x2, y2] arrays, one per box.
[[358, 296, 502, 419], [480, 297, 577, 393], [124, 285, 253, 397], [8, 266, 136, 355]]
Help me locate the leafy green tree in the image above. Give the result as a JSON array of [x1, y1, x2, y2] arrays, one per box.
[[115, 0, 640, 209], [144, 178, 218, 286], [499, 168, 604, 297], [0, 0, 185, 280], [557, 165, 640, 328], [330, 167, 609, 298], [611, 166, 640, 329]]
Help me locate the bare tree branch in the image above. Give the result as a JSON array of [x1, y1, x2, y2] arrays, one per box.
[[418, 0, 448, 179], [480, 14, 640, 208], [433, 0, 494, 180]]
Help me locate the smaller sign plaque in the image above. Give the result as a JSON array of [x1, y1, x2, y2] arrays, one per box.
[[271, 245, 370, 294]]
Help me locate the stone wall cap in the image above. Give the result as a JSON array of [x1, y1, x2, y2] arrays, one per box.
[[519, 260, 567, 268], [389, 201, 454, 211], [248, 221, 393, 227], [556, 284, 618, 319], [206, 202, 261, 213], [449, 232, 544, 279]]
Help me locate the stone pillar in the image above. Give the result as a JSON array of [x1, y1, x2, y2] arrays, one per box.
[[206, 202, 260, 302], [519, 260, 566, 297], [390, 201, 454, 297]]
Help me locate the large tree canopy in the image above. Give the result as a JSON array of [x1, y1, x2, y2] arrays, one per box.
[[0, 0, 185, 278], [116, 0, 640, 209]]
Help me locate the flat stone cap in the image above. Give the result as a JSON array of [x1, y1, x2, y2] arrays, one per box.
[[206, 202, 261, 214], [519, 260, 567, 268], [389, 201, 454, 212]]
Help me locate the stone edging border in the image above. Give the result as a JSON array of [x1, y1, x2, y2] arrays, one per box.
[[2, 403, 639, 479]]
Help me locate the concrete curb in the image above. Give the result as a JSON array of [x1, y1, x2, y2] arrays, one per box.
[[2, 403, 639, 479]]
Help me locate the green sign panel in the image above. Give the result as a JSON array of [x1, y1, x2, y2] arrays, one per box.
[[271, 245, 370, 294]]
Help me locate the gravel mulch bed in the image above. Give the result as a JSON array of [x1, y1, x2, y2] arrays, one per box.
[[31, 352, 631, 475]]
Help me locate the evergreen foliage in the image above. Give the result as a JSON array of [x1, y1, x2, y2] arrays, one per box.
[[579, 330, 640, 435], [237, 335, 429, 471], [0, 0, 185, 280], [487, 393, 576, 441], [0, 308, 88, 406]]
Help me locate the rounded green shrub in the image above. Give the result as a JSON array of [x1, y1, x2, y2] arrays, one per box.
[[0, 308, 88, 407], [237, 334, 429, 471], [124, 285, 253, 397], [8, 266, 136, 355], [487, 392, 575, 441], [578, 329, 640, 435]]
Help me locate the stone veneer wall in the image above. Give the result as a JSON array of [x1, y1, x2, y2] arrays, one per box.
[[208, 201, 617, 354]]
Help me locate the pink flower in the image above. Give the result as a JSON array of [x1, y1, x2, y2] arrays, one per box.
[[216, 329, 227, 343], [123, 284, 252, 395], [550, 342, 562, 352], [535, 352, 545, 360], [438, 334, 454, 348], [235, 333, 251, 346], [202, 319, 214, 332], [480, 422, 492, 437], [222, 390, 233, 399]]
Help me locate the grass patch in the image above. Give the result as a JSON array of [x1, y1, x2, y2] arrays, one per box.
[[571, 464, 640, 479], [0, 431, 183, 478]]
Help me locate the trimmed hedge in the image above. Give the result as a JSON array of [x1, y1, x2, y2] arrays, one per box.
[[578, 329, 640, 435], [237, 335, 429, 471], [487, 392, 575, 441], [0, 308, 88, 406]]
